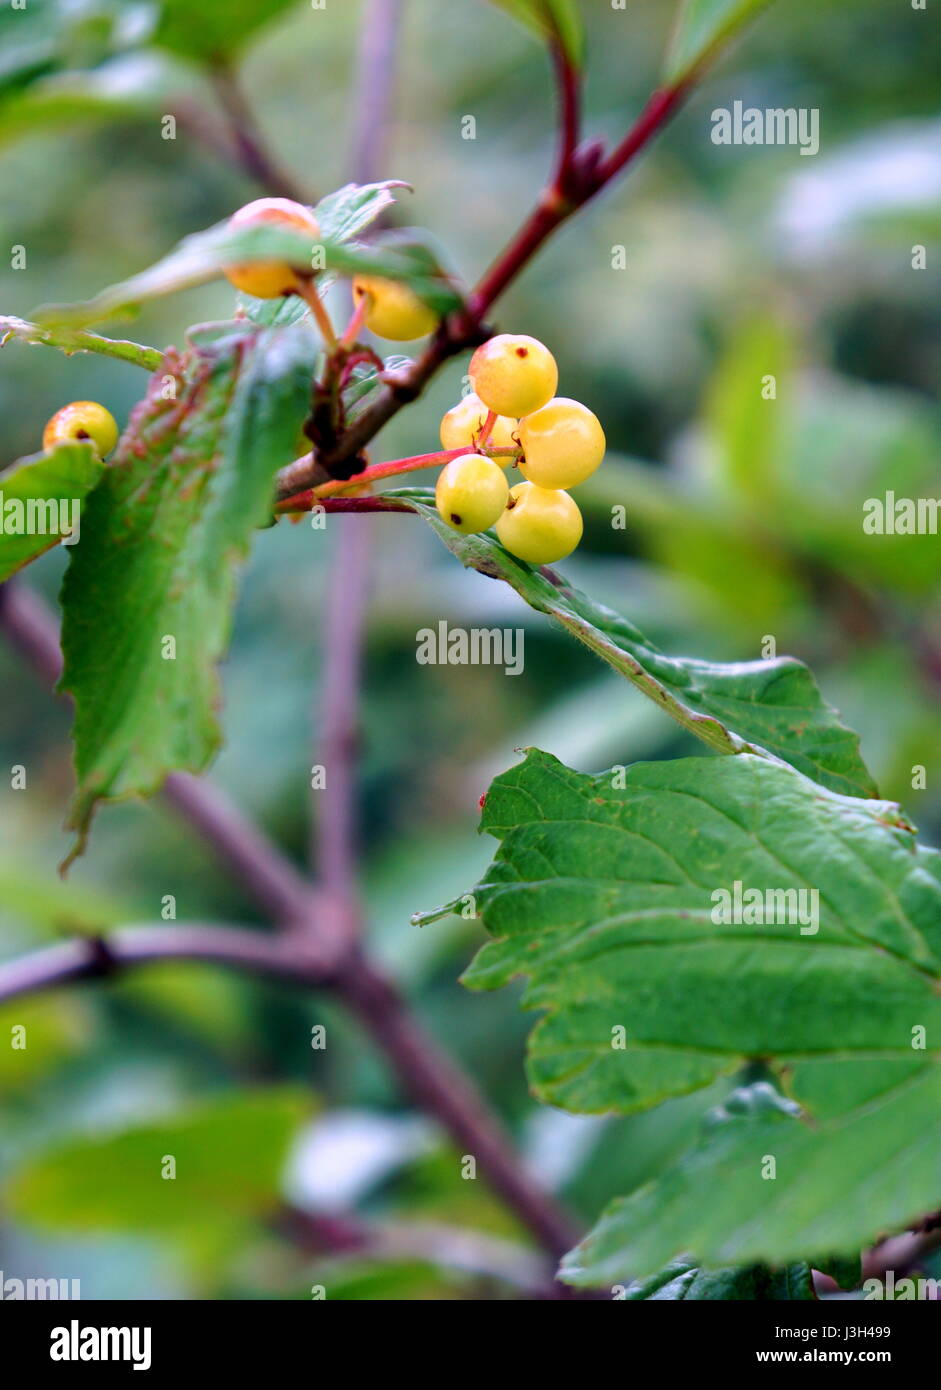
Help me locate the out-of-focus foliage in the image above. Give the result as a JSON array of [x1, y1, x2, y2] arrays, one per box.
[[1, 0, 939, 1299]]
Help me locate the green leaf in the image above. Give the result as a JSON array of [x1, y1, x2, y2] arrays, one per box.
[[664, 0, 773, 83], [463, 750, 940, 1106], [706, 316, 794, 503], [459, 750, 941, 1270], [342, 354, 411, 427], [560, 1082, 919, 1284], [387, 489, 876, 798], [620, 1254, 815, 1301], [58, 320, 317, 857], [5, 1088, 308, 1236], [34, 201, 462, 329], [0, 53, 178, 145], [0, 314, 163, 370], [817, 1251, 863, 1292], [490, 0, 584, 68], [0, 444, 104, 582], [314, 180, 411, 242], [152, 0, 299, 61], [0, 995, 94, 1089]]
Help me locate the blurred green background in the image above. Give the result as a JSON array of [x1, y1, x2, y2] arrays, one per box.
[[1, 0, 939, 1299]]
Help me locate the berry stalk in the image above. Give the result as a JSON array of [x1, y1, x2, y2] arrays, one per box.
[[298, 280, 338, 346], [276, 442, 521, 510]]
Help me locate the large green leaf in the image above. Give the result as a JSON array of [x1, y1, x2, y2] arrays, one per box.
[[462, 750, 940, 1107], [489, 0, 584, 67], [387, 490, 876, 797], [34, 190, 462, 329], [0, 444, 104, 582], [5, 1089, 308, 1235], [457, 750, 941, 1268], [664, 0, 773, 83], [58, 320, 317, 858], [560, 1083, 917, 1285]]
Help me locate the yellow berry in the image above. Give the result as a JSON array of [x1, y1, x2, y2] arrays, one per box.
[[439, 393, 518, 466], [42, 401, 119, 458], [352, 275, 437, 341], [518, 397, 606, 489], [495, 482, 583, 565], [223, 197, 321, 300], [435, 454, 509, 534], [468, 334, 558, 418]]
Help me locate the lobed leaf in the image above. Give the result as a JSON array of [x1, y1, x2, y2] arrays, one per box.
[[561, 1079, 935, 1284], [58, 319, 318, 859], [457, 749, 941, 1272]]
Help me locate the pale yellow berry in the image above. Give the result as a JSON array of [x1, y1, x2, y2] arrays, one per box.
[[518, 397, 606, 489], [223, 197, 321, 299], [468, 334, 558, 418], [43, 401, 119, 458], [352, 275, 437, 341], [435, 454, 509, 534], [495, 482, 583, 565], [439, 393, 518, 466]]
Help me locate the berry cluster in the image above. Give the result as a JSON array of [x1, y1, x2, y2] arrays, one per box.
[[435, 334, 605, 564], [39, 208, 605, 577], [219, 200, 605, 566]]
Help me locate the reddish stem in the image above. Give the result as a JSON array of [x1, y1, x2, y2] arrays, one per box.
[[476, 409, 497, 448], [550, 40, 581, 183], [341, 294, 369, 348], [595, 81, 692, 185]]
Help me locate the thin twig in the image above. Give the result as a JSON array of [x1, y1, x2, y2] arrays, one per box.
[[550, 41, 581, 182], [307, 0, 405, 918], [313, 515, 370, 897], [280, 1205, 558, 1298], [208, 60, 309, 203], [336, 948, 580, 1265], [0, 924, 333, 1005], [348, 0, 405, 186]]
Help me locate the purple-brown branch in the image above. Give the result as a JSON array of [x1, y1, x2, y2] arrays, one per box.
[[208, 60, 310, 204]]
